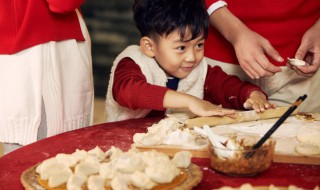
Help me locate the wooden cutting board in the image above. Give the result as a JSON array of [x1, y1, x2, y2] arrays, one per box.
[[133, 144, 320, 165], [134, 109, 320, 165]]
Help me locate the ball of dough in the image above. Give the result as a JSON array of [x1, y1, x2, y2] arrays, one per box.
[[296, 127, 320, 146], [295, 143, 320, 155]]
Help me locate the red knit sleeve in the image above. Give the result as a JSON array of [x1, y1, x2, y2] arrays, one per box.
[[203, 65, 265, 110], [112, 58, 168, 111], [46, 0, 85, 13]]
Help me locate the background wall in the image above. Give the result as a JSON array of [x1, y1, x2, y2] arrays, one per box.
[[81, 0, 140, 97]]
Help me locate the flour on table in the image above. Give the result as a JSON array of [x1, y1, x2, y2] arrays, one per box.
[[134, 114, 320, 157], [211, 116, 320, 156]]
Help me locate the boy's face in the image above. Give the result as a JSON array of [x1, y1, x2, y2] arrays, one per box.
[[152, 30, 205, 79]]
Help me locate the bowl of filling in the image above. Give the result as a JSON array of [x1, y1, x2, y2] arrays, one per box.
[[207, 133, 275, 177]]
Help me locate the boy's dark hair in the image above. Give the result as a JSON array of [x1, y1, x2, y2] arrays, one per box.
[[133, 0, 209, 42]]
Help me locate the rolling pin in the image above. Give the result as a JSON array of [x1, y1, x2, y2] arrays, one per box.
[[186, 107, 297, 128]]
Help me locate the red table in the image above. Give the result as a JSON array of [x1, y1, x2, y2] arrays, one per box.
[[0, 117, 319, 190]]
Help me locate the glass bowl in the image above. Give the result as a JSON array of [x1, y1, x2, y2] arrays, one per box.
[[207, 133, 275, 177]]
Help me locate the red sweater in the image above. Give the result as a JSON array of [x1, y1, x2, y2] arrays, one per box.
[[112, 58, 263, 117], [205, 0, 320, 66], [0, 0, 85, 54]]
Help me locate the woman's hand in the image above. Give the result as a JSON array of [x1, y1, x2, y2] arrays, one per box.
[[288, 19, 320, 77]]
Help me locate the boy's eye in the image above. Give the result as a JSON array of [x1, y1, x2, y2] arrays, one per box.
[[197, 43, 204, 48], [177, 46, 186, 51]]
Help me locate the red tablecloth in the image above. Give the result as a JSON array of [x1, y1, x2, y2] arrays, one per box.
[[0, 117, 319, 190]]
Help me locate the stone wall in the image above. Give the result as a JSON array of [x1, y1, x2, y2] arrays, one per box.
[[81, 0, 140, 97]]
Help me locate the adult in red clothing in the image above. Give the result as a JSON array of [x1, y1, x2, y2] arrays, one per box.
[[204, 0, 320, 112], [105, 0, 276, 122], [0, 0, 94, 154]]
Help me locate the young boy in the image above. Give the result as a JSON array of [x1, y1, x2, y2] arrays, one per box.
[[105, 0, 276, 122]]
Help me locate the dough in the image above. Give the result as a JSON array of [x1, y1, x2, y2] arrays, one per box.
[[296, 127, 320, 146], [295, 126, 320, 155], [287, 58, 306, 66], [295, 143, 320, 155]]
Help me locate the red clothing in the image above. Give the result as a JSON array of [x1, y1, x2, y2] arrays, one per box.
[[205, 0, 320, 66], [113, 58, 263, 118], [0, 0, 85, 54]]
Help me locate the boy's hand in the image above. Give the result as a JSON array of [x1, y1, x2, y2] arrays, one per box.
[[243, 91, 276, 112], [164, 90, 236, 118], [188, 99, 236, 118]]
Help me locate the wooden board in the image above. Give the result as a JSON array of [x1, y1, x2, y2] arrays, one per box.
[[133, 144, 209, 158], [133, 110, 320, 165], [0, 143, 4, 157], [186, 107, 296, 128], [22, 163, 203, 190], [273, 153, 320, 165], [133, 144, 320, 165]]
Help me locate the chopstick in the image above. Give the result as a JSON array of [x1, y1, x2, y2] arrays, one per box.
[[246, 94, 307, 158]]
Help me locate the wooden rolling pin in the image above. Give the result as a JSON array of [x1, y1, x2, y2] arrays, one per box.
[[186, 107, 297, 128]]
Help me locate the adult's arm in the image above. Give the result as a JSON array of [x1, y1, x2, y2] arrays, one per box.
[[46, 0, 85, 13], [206, 2, 283, 79]]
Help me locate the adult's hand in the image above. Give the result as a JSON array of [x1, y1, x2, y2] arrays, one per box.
[[233, 27, 283, 79], [289, 19, 320, 77], [210, 7, 283, 79]]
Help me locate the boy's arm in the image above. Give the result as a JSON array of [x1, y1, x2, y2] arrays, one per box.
[[204, 65, 265, 110], [113, 58, 235, 117], [163, 90, 235, 117], [113, 58, 167, 110]]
